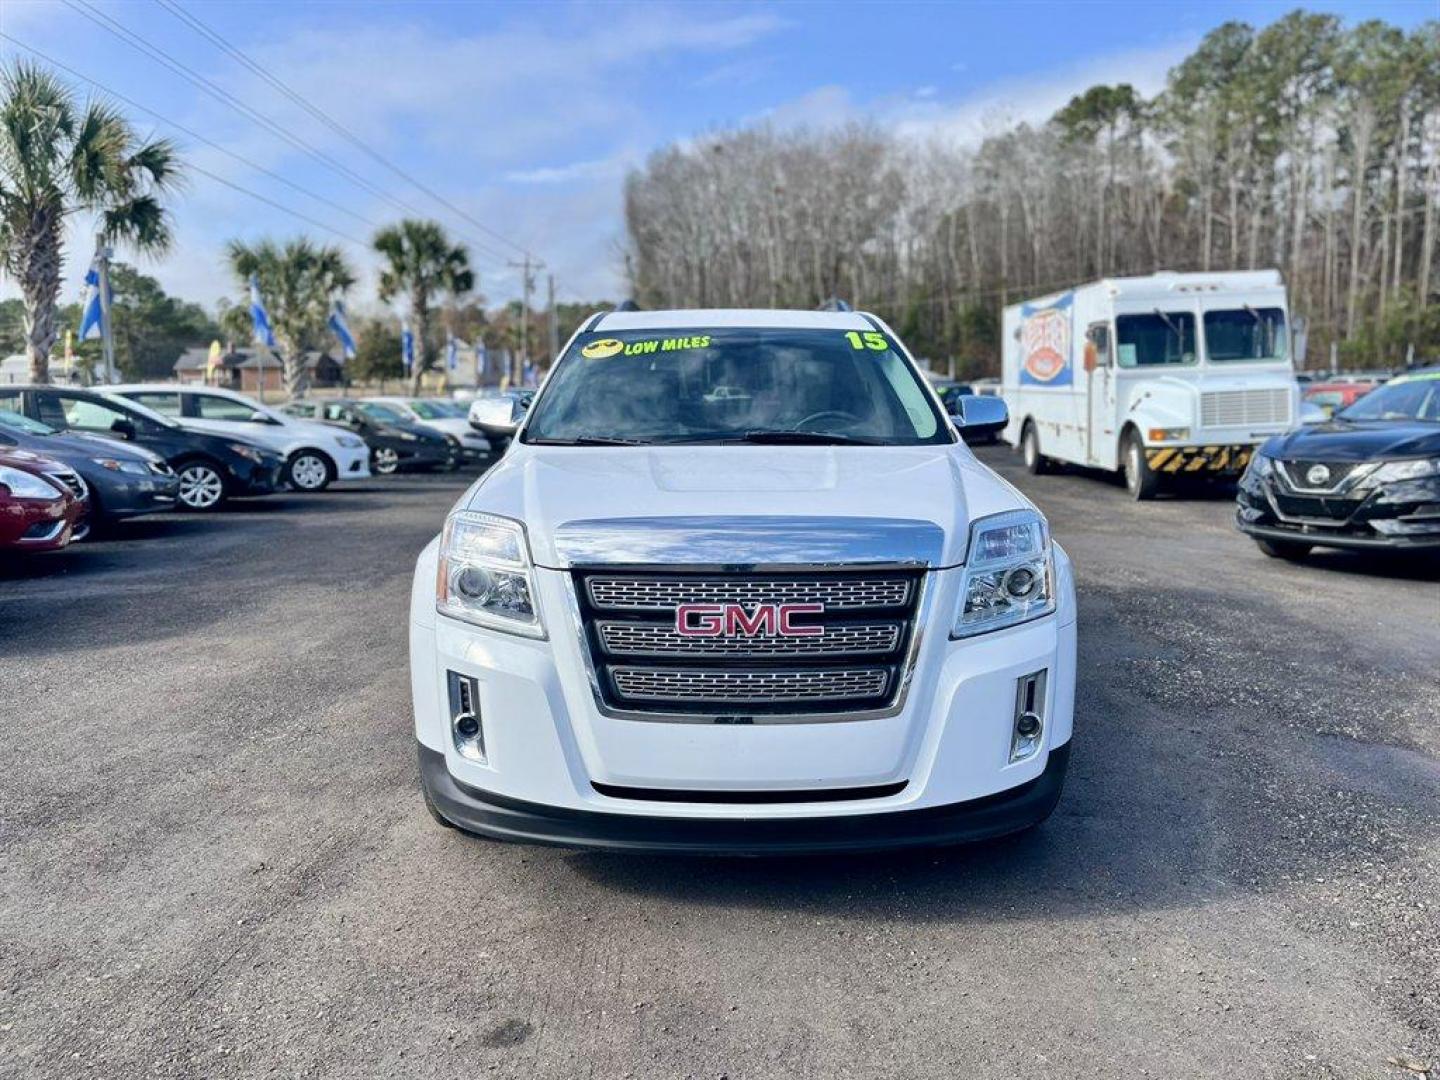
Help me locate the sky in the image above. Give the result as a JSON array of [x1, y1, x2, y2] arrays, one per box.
[[0, 0, 1433, 318]]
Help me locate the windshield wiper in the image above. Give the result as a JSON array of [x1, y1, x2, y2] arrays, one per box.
[[527, 434, 647, 446], [721, 429, 882, 446]]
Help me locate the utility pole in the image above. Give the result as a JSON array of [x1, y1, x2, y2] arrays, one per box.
[[95, 232, 115, 385], [546, 273, 558, 369], [506, 256, 543, 386]]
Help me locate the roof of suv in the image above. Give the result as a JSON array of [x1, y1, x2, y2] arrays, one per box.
[[590, 308, 876, 332]]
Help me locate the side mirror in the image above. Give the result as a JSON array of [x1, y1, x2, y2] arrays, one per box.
[[953, 394, 1009, 440], [249, 409, 279, 424], [110, 418, 137, 439]]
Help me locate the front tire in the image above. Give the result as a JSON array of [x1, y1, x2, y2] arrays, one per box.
[[1021, 423, 1051, 475], [1122, 432, 1160, 501], [1255, 538, 1312, 561], [175, 460, 226, 511], [287, 451, 333, 492]]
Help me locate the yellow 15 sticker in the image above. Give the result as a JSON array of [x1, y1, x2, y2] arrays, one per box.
[[844, 331, 887, 351]]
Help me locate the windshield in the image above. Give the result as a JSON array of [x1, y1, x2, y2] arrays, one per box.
[[359, 402, 406, 423], [1204, 307, 1287, 363], [1115, 312, 1197, 368], [408, 400, 459, 419], [522, 327, 949, 446], [1336, 378, 1440, 423], [0, 409, 57, 436]]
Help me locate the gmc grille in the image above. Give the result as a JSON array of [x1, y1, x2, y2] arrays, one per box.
[[574, 569, 923, 718]]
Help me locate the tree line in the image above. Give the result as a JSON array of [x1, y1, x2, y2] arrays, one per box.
[[623, 12, 1440, 373]]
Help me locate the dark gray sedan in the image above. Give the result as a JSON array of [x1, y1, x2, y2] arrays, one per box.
[[0, 409, 179, 525]]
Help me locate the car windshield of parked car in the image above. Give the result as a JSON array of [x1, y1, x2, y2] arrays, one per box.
[[359, 403, 406, 423], [1204, 307, 1287, 363], [1115, 312, 1197, 367], [1336, 378, 1440, 423], [522, 328, 949, 445], [0, 409, 58, 436], [407, 400, 455, 420]]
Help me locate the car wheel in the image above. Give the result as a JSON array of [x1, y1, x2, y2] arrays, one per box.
[[1255, 538, 1313, 561], [176, 461, 226, 511], [373, 446, 400, 475], [1123, 432, 1160, 501], [287, 451, 332, 492], [422, 784, 456, 830], [1021, 423, 1050, 475]]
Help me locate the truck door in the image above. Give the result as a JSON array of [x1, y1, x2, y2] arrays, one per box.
[[1083, 323, 1113, 466]]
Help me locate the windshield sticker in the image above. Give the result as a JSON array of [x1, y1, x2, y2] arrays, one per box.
[[1019, 292, 1074, 387], [581, 338, 625, 359], [844, 331, 888, 351], [584, 336, 712, 359]]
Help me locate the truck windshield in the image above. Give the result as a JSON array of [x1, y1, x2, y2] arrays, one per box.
[[1204, 307, 1287, 363], [522, 328, 950, 446], [1115, 312, 1197, 368]]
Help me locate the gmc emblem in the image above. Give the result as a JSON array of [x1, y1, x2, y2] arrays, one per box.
[[675, 602, 825, 638]]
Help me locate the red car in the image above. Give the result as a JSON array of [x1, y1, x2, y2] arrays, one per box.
[[0, 448, 88, 552], [1303, 381, 1374, 417]]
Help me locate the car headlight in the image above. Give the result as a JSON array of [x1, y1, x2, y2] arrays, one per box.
[[395, 431, 418, 442], [1372, 458, 1440, 483], [1245, 451, 1274, 479], [953, 509, 1055, 638], [0, 464, 63, 500], [91, 457, 150, 475], [436, 512, 544, 638], [336, 435, 365, 449], [225, 442, 265, 463]]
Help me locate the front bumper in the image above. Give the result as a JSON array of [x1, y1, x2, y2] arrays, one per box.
[[332, 444, 372, 481], [87, 473, 180, 517], [420, 740, 1069, 854], [1236, 471, 1440, 552], [1146, 443, 1255, 475], [229, 459, 285, 497]]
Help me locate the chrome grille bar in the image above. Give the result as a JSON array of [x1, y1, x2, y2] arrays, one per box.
[[586, 576, 911, 612], [610, 666, 890, 703], [597, 620, 901, 658]]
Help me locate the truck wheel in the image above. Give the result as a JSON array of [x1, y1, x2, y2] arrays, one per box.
[[1255, 538, 1312, 561], [1021, 423, 1050, 475], [1122, 433, 1160, 501]]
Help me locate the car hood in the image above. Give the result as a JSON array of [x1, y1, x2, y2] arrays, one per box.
[[464, 444, 1029, 569], [1263, 419, 1440, 462], [6, 430, 162, 464]]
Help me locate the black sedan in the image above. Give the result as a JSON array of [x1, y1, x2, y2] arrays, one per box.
[[1236, 369, 1440, 558], [283, 400, 456, 474], [0, 385, 284, 511], [0, 409, 179, 526]]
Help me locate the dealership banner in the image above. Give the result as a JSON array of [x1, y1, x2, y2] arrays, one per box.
[[1019, 292, 1074, 387]]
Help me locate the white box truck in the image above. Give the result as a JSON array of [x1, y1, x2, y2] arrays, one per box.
[[1001, 270, 1301, 499]]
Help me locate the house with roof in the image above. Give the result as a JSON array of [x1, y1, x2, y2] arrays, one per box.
[[173, 346, 345, 394]]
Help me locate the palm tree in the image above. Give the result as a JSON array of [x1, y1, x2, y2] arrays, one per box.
[[0, 62, 181, 383], [373, 219, 473, 393], [226, 237, 355, 398]]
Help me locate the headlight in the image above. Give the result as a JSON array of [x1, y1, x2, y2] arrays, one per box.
[[396, 431, 418, 442], [1245, 451, 1274, 479], [1372, 458, 1440, 483], [953, 510, 1055, 638], [0, 464, 62, 500], [336, 435, 365, 449], [1147, 427, 1190, 442], [91, 457, 150, 475], [436, 512, 544, 638], [225, 442, 265, 463]]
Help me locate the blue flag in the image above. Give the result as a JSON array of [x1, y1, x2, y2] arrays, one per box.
[[328, 301, 357, 359], [523, 360, 536, 386], [78, 261, 105, 341], [249, 274, 276, 348], [401, 322, 415, 372], [446, 334, 458, 372], [476, 342, 487, 376]]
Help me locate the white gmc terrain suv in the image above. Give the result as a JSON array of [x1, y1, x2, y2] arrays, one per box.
[[409, 308, 1077, 853]]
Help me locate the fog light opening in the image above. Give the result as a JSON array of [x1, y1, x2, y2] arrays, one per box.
[[447, 670, 485, 762], [1010, 669, 1047, 764]]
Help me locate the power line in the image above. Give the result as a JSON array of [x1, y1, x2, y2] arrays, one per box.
[[155, 0, 538, 264], [0, 32, 383, 237], [187, 163, 369, 246], [60, 0, 436, 227]]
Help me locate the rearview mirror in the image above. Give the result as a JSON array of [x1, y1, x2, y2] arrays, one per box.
[[953, 395, 1009, 440]]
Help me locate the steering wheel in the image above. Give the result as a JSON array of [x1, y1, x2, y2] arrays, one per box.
[[794, 410, 861, 431]]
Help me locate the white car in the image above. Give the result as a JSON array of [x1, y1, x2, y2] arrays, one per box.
[[109, 384, 371, 491], [409, 308, 1077, 853], [363, 397, 492, 463]]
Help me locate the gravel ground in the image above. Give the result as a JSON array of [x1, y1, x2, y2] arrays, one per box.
[[1, 447, 1436, 1080]]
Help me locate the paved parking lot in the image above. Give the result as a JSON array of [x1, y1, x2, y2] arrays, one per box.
[[2, 448, 1437, 1079]]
